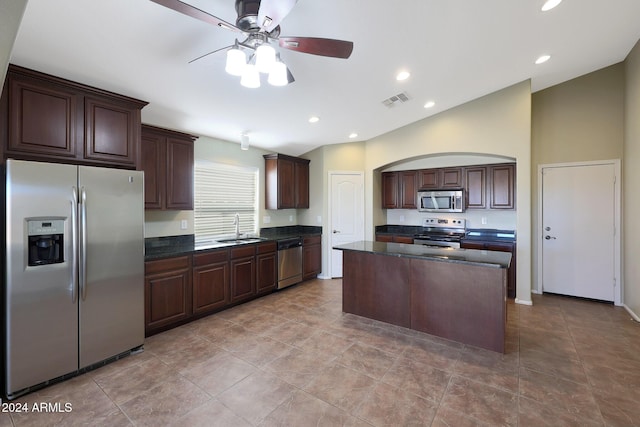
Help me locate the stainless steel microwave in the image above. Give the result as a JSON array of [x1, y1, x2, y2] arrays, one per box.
[[417, 189, 464, 213]]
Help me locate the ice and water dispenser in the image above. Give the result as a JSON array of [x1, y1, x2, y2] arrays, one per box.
[[27, 219, 64, 266]]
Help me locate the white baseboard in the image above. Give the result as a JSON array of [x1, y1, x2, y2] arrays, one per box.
[[515, 298, 533, 306], [624, 304, 640, 322], [316, 274, 332, 280]]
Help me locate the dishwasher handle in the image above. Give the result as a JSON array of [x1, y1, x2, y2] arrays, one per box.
[[277, 237, 303, 250]]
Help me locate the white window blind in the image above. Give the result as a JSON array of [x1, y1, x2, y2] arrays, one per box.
[[194, 160, 258, 244]]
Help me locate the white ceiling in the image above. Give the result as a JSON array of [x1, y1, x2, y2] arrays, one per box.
[[10, 0, 640, 156]]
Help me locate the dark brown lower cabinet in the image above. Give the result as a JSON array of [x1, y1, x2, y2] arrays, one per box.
[[375, 234, 414, 244], [410, 258, 506, 353], [144, 256, 192, 335], [342, 251, 411, 328], [144, 237, 316, 336], [192, 250, 229, 316], [230, 245, 256, 304], [341, 250, 506, 353], [461, 240, 516, 299], [302, 235, 322, 280], [256, 241, 277, 295]]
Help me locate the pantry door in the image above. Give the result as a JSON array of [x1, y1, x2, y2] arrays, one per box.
[[539, 161, 620, 303], [329, 172, 364, 278]]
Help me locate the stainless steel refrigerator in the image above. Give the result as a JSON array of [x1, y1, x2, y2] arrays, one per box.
[[4, 159, 144, 399]]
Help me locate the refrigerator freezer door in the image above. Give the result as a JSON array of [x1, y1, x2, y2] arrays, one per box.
[[77, 166, 144, 368], [5, 160, 79, 396]]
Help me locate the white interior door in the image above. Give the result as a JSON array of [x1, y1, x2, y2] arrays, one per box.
[[330, 172, 364, 278], [541, 163, 616, 301]]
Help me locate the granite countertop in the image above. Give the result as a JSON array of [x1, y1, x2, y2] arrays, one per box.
[[376, 225, 517, 243], [145, 226, 322, 261], [463, 228, 516, 243], [333, 240, 511, 269]]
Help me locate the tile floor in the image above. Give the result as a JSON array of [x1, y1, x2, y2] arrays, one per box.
[[2, 278, 640, 426]]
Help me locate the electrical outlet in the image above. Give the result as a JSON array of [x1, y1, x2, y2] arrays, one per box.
[[317, 215, 322, 224], [399, 215, 405, 222], [481, 217, 487, 225], [263, 216, 271, 224], [180, 219, 188, 230], [289, 215, 293, 222]]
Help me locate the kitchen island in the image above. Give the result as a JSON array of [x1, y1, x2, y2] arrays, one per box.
[[333, 241, 511, 353]]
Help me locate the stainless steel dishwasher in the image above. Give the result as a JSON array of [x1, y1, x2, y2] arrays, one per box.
[[277, 237, 303, 289]]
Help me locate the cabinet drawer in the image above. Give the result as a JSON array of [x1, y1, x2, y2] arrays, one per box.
[[145, 255, 190, 274], [257, 241, 277, 254], [231, 244, 256, 259], [194, 249, 229, 266], [303, 235, 321, 245]]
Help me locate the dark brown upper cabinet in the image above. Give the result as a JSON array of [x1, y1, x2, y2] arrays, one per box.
[[1, 64, 147, 168], [464, 163, 516, 210], [264, 153, 310, 209], [140, 125, 197, 210], [418, 167, 463, 189], [381, 171, 399, 209], [381, 170, 417, 209], [489, 163, 516, 209], [464, 166, 487, 209]]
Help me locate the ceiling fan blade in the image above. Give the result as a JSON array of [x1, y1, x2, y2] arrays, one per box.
[[188, 44, 234, 64], [150, 0, 241, 33], [258, 0, 298, 32], [279, 37, 354, 59]]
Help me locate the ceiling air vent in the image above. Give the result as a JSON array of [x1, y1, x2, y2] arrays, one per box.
[[382, 92, 410, 108]]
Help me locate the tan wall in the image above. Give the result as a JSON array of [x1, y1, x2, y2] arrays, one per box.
[[531, 64, 625, 297], [364, 81, 532, 303], [624, 40, 640, 317]]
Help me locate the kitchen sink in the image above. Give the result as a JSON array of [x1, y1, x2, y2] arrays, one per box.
[[216, 237, 267, 244]]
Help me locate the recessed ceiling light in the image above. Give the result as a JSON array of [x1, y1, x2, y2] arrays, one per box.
[[535, 55, 551, 65], [349, 133, 358, 139], [396, 71, 410, 81], [541, 0, 562, 12], [308, 116, 320, 123], [424, 101, 435, 109]]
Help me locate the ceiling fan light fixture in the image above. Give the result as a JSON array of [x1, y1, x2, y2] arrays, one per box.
[[225, 47, 247, 76], [255, 44, 276, 73], [240, 63, 260, 88], [268, 60, 288, 86]]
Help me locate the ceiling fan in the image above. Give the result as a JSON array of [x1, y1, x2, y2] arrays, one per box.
[[150, 0, 354, 87]]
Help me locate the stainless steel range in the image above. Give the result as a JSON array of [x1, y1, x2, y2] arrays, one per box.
[[413, 217, 466, 248]]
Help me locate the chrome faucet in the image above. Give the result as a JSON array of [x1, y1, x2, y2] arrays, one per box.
[[234, 213, 240, 239]]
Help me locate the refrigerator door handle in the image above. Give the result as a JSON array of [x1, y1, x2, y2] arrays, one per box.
[[71, 186, 79, 303], [80, 187, 88, 301]]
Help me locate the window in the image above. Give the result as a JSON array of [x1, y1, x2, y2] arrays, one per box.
[[194, 160, 258, 244]]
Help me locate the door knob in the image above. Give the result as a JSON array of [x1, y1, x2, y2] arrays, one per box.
[[545, 235, 556, 240]]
